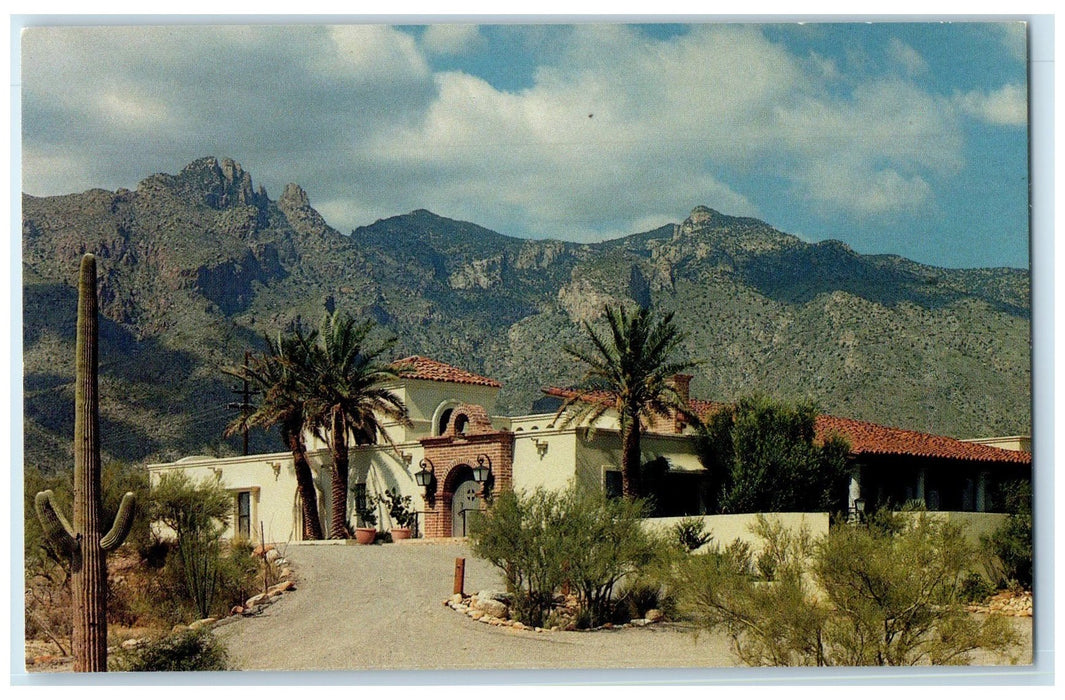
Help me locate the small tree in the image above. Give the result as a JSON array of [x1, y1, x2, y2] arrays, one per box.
[[149, 472, 233, 620], [697, 394, 850, 513]]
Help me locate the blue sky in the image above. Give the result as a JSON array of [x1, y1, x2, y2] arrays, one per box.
[[19, 21, 1030, 268]]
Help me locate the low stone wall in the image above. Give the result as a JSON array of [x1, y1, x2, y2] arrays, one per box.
[[643, 512, 830, 553]]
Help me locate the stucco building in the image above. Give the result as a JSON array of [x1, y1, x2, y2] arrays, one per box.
[[147, 356, 1031, 542]]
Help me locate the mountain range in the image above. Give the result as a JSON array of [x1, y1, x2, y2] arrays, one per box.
[[22, 157, 1031, 474]]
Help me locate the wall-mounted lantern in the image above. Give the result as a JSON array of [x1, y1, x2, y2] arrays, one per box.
[[269, 461, 282, 481], [415, 458, 435, 508], [533, 438, 549, 458], [415, 459, 435, 488], [472, 454, 492, 484]]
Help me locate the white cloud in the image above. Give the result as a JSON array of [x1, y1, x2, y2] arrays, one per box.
[[887, 37, 929, 77], [421, 24, 484, 55], [20, 23, 998, 243], [955, 84, 1028, 126]]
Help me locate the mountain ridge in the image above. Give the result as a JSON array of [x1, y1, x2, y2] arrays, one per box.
[[22, 156, 1031, 474]]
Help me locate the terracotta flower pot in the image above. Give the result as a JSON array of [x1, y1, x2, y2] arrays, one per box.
[[354, 527, 377, 544], [391, 527, 412, 540]]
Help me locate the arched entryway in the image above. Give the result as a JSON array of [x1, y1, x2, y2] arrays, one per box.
[[419, 403, 514, 538], [451, 474, 481, 537]]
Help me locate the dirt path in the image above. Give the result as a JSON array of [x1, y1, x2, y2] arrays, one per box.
[[212, 540, 737, 672]]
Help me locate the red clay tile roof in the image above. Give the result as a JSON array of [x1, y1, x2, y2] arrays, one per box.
[[813, 414, 1031, 464], [544, 387, 1031, 465], [392, 356, 502, 388]]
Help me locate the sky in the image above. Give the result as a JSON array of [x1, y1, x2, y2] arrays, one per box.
[[18, 20, 1031, 269]]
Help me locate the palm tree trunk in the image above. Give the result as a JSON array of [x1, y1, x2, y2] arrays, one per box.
[[329, 408, 351, 539], [621, 418, 642, 499], [285, 430, 324, 541]]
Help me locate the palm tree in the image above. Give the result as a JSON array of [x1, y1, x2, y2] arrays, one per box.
[[225, 328, 325, 541], [300, 312, 410, 539], [557, 304, 700, 499]]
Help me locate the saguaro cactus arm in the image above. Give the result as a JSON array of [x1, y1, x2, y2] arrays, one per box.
[[35, 489, 78, 557], [100, 492, 136, 552]]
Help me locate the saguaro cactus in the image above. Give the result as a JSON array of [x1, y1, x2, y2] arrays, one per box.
[[35, 254, 135, 673]]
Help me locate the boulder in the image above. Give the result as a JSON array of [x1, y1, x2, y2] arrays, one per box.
[[189, 617, 218, 630], [479, 599, 509, 619], [268, 580, 295, 595], [646, 609, 664, 623], [246, 593, 269, 607], [477, 589, 512, 605]]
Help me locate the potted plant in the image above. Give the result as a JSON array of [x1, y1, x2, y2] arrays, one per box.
[[354, 494, 378, 544], [383, 488, 416, 540]]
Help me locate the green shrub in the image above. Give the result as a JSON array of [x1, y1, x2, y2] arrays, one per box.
[[959, 572, 995, 603], [150, 473, 235, 619], [470, 482, 656, 628], [675, 514, 1018, 666], [112, 629, 229, 671], [468, 488, 567, 628], [671, 516, 713, 552], [697, 394, 851, 514], [981, 481, 1032, 590]]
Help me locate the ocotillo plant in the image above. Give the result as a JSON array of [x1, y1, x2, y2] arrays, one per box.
[[36, 253, 135, 673]]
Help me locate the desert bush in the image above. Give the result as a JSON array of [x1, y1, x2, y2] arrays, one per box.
[[672, 516, 713, 552], [675, 514, 1018, 666], [981, 481, 1032, 590], [111, 629, 229, 671], [469, 488, 567, 627], [149, 472, 234, 620], [554, 486, 655, 627], [959, 572, 995, 603], [470, 483, 656, 628]]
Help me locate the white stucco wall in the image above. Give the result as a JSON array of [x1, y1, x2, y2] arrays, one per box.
[[147, 451, 310, 544], [643, 513, 831, 554]]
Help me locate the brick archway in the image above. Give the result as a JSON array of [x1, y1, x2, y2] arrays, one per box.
[[420, 404, 513, 538]]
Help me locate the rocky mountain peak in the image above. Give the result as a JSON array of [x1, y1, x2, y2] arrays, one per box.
[[279, 182, 310, 209], [166, 156, 264, 210], [686, 205, 720, 226]]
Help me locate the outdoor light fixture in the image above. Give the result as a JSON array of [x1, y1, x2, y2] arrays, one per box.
[[533, 438, 549, 458], [472, 454, 492, 483], [270, 461, 282, 480], [415, 459, 435, 489]]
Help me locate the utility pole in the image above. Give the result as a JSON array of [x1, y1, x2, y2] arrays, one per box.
[[228, 350, 258, 456]]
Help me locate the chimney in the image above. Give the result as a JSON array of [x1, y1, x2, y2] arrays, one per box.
[[669, 374, 693, 433], [669, 374, 692, 402]]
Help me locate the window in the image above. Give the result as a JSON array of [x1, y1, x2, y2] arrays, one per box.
[[437, 408, 453, 436], [236, 491, 252, 540], [604, 469, 623, 499]]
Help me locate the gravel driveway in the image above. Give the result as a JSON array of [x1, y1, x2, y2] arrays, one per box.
[[212, 540, 736, 674]]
